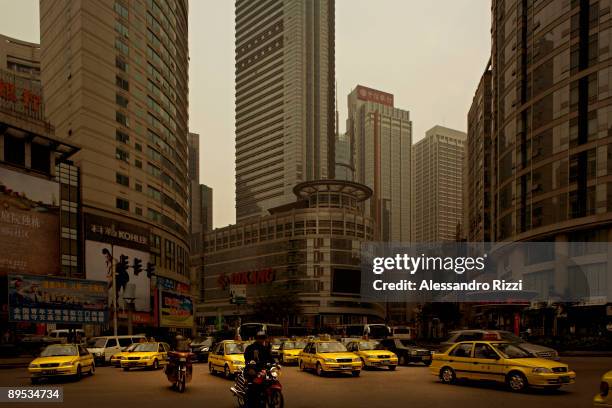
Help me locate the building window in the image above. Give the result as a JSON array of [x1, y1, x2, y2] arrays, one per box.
[[114, 1, 129, 18], [114, 38, 129, 55], [116, 56, 128, 72], [114, 20, 129, 37], [147, 185, 161, 201], [116, 111, 129, 127], [135, 182, 142, 192], [31, 143, 51, 173], [116, 75, 129, 91], [135, 142, 142, 151], [3, 135, 25, 166], [116, 198, 129, 211], [116, 93, 129, 108], [116, 130, 129, 144], [135, 207, 143, 216], [147, 208, 162, 222], [116, 172, 129, 186], [135, 159, 142, 168], [116, 148, 129, 162]]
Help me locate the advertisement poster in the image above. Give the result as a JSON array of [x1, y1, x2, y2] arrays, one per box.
[[85, 240, 151, 313], [8, 274, 107, 324], [159, 290, 193, 328], [0, 167, 60, 276]]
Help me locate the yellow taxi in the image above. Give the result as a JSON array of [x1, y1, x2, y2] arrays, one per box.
[[346, 340, 398, 370], [298, 340, 361, 377], [120, 342, 170, 370], [208, 340, 246, 378], [278, 340, 307, 365], [29, 344, 95, 383], [110, 343, 139, 367], [594, 370, 612, 407], [431, 341, 576, 392]]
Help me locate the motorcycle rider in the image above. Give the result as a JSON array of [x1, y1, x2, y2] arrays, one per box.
[[243, 331, 273, 407]]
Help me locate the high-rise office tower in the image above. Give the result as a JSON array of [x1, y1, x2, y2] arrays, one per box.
[[334, 132, 353, 181], [40, 1, 191, 285], [412, 126, 466, 242], [347, 85, 411, 241], [490, 0, 612, 244], [234, 0, 335, 221], [466, 65, 493, 242]]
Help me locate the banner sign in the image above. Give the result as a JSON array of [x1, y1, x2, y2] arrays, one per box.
[[84, 213, 149, 251], [8, 274, 108, 324], [159, 290, 193, 328]]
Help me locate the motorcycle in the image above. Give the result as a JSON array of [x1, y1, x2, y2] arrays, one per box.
[[165, 351, 193, 393], [231, 361, 283, 408]]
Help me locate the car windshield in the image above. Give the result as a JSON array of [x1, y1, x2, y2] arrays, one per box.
[[225, 343, 246, 355], [41, 345, 77, 357], [492, 343, 531, 359], [283, 341, 306, 350], [359, 341, 383, 351], [317, 342, 347, 353], [133, 343, 158, 352], [498, 331, 522, 342], [126, 344, 138, 352], [87, 338, 107, 348]]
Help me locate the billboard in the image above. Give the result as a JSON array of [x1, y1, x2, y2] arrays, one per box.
[[0, 167, 60, 276], [159, 290, 193, 328], [85, 241, 151, 313], [8, 274, 108, 324], [355, 85, 394, 107]]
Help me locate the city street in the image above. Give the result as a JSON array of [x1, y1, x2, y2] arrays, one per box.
[[0, 357, 608, 408]]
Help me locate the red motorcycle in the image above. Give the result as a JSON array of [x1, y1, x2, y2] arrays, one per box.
[[231, 362, 283, 408]]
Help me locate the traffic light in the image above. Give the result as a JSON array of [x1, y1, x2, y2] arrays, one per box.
[[132, 258, 143, 275], [146, 262, 155, 278], [116, 255, 130, 293]]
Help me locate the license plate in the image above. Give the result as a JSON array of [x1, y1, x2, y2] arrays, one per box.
[[422, 356, 431, 360], [341, 365, 350, 369], [381, 360, 390, 364], [560, 376, 570, 383], [42, 370, 56, 375]]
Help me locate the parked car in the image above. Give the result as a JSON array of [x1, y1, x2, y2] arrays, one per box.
[[379, 337, 432, 366], [440, 330, 560, 360], [431, 341, 575, 392], [190, 336, 214, 362], [86, 334, 147, 365], [345, 340, 398, 370], [48, 329, 86, 344], [29, 344, 95, 384]]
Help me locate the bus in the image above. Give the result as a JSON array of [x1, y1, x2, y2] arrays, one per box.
[[344, 324, 391, 339], [238, 323, 284, 340]]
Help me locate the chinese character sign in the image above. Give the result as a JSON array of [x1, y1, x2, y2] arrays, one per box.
[[8, 274, 108, 324]]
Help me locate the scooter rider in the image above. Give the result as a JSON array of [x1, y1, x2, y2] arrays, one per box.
[[243, 331, 273, 407]]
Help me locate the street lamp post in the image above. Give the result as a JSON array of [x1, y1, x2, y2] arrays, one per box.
[[124, 284, 136, 336]]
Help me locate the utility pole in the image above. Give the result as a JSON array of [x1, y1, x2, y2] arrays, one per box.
[[112, 245, 118, 337]]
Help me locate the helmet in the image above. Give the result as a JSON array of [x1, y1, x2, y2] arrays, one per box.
[[255, 331, 267, 340]]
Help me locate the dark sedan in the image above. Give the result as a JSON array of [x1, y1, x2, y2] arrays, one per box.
[[379, 337, 432, 366], [190, 337, 213, 362]]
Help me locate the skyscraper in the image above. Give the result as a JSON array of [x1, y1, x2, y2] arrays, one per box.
[[334, 132, 353, 181], [466, 65, 492, 242], [490, 0, 612, 244], [234, 0, 335, 221], [347, 85, 412, 241], [412, 126, 466, 242], [40, 0, 191, 286]]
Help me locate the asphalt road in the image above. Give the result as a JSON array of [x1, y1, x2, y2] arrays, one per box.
[[0, 357, 609, 408]]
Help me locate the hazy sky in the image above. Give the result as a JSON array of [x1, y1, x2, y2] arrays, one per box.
[[0, 0, 491, 229]]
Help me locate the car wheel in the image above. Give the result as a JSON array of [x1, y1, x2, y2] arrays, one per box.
[[440, 366, 455, 384], [209, 362, 215, 374], [152, 359, 159, 370], [75, 365, 82, 380], [30, 377, 39, 385], [315, 363, 323, 377], [507, 371, 528, 392], [89, 363, 95, 376], [423, 360, 431, 367], [351, 370, 360, 377], [388, 365, 396, 371], [224, 365, 231, 379], [399, 355, 406, 366]]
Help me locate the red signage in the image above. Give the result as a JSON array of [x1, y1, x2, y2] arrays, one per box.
[[356, 85, 394, 107], [0, 78, 41, 113], [217, 268, 275, 289]]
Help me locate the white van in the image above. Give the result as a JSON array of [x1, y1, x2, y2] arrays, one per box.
[[391, 326, 414, 340], [48, 329, 86, 344], [86, 335, 147, 364]]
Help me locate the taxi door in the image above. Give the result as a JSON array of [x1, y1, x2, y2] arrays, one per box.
[[209, 343, 222, 369], [159, 343, 169, 365], [447, 343, 475, 380], [302, 343, 315, 368], [471, 343, 504, 381], [78, 345, 94, 371]]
